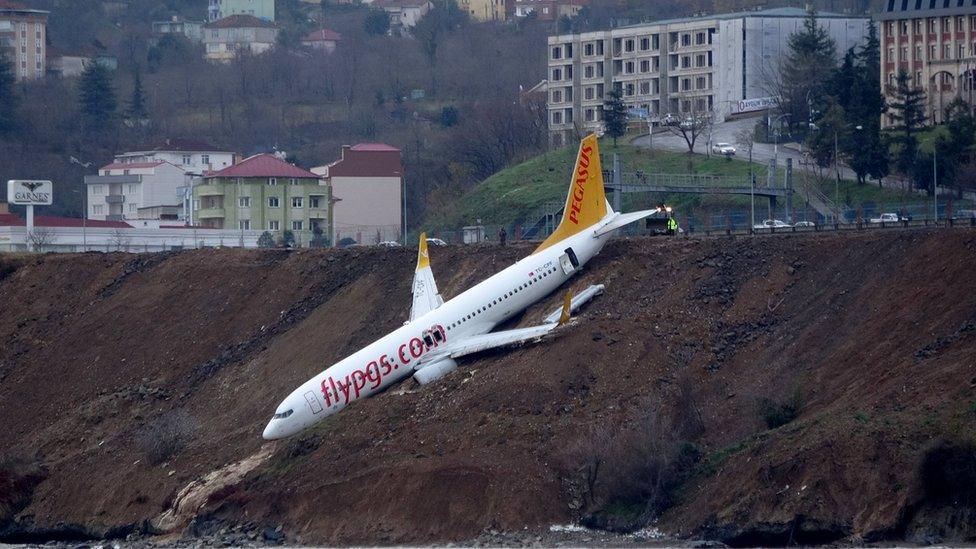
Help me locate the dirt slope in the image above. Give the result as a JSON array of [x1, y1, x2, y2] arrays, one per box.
[[0, 230, 974, 545]]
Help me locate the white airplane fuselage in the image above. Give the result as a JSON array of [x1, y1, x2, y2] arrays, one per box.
[[262, 228, 610, 439]]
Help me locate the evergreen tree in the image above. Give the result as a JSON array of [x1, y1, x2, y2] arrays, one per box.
[[78, 61, 118, 132], [806, 100, 848, 169], [887, 69, 927, 189], [363, 8, 390, 36], [936, 97, 976, 193], [780, 6, 837, 132], [0, 53, 17, 136], [602, 89, 627, 146], [126, 70, 148, 120]]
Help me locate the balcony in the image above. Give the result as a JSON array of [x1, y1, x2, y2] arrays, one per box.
[[195, 184, 225, 197], [105, 195, 125, 204], [85, 174, 141, 185], [197, 208, 225, 219], [106, 214, 125, 222]]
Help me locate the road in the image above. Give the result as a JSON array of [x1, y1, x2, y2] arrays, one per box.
[[630, 115, 859, 182]]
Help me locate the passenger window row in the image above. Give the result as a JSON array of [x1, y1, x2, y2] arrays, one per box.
[[445, 266, 560, 332]]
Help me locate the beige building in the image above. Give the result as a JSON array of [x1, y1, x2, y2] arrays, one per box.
[[203, 14, 278, 62], [312, 143, 403, 245], [878, 2, 976, 126], [0, 0, 48, 81], [546, 8, 870, 147], [459, 0, 505, 22]]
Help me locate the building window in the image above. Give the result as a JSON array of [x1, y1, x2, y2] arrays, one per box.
[[268, 178, 277, 186], [268, 196, 280, 208], [696, 54, 706, 67], [681, 33, 690, 46], [291, 197, 303, 208], [625, 83, 635, 96], [268, 220, 280, 231], [944, 44, 951, 59], [289, 178, 299, 185], [551, 67, 562, 81], [128, 203, 138, 212], [239, 196, 250, 208], [640, 37, 649, 51], [640, 59, 650, 72], [182, 154, 192, 165], [551, 46, 561, 60], [292, 220, 303, 231], [239, 219, 250, 230], [551, 89, 563, 102], [585, 86, 594, 100], [640, 81, 650, 94], [584, 43, 594, 56], [552, 111, 563, 124], [93, 205, 104, 215], [585, 108, 594, 121], [91, 185, 103, 195], [624, 39, 634, 52], [202, 154, 210, 165], [193, 199, 200, 211], [310, 196, 322, 209], [584, 64, 594, 78], [695, 32, 705, 45], [625, 61, 634, 73]]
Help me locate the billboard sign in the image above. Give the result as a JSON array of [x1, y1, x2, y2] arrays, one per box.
[[7, 180, 53, 206], [734, 96, 779, 114]]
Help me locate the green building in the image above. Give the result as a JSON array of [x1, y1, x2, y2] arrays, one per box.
[[194, 153, 332, 246]]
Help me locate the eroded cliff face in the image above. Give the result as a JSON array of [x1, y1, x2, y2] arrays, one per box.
[[1, 230, 974, 545]]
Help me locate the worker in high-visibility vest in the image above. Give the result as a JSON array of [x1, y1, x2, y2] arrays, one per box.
[[667, 216, 678, 236]]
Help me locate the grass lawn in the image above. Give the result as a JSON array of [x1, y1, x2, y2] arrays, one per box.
[[424, 139, 771, 230]]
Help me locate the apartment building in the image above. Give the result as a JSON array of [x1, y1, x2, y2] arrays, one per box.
[[113, 139, 236, 176], [152, 16, 205, 43], [194, 154, 331, 245], [371, 0, 432, 33], [546, 8, 870, 146], [311, 143, 403, 246], [85, 161, 188, 222], [203, 14, 278, 61], [208, 0, 275, 22], [0, 0, 48, 81], [513, 0, 585, 21], [878, 0, 976, 126], [458, 0, 505, 22]]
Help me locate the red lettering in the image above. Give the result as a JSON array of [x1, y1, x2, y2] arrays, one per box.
[[398, 343, 411, 364], [337, 376, 352, 404], [409, 337, 424, 358], [379, 354, 393, 376], [365, 361, 382, 389], [329, 377, 339, 405], [320, 379, 333, 407], [351, 370, 367, 398]]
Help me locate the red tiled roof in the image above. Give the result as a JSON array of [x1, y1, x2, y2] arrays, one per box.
[[0, 0, 27, 9], [302, 28, 342, 42], [100, 161, 167, 170], [204, 14, 275, 29], [0, 213, 131, 228], [351, 143, 400, 152], [320, 145, 403, 178], [206, 154, 319, 179]]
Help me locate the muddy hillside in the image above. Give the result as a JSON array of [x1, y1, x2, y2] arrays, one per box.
[[1, 230, 975, 546]]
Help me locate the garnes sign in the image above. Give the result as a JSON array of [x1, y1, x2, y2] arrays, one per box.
[[7, 180, 53, 206]]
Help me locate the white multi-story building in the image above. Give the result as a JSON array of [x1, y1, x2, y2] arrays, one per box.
[[84, 140, 236, 222], [203, 14, 278, 62], [546, 7, 871, 147], [208, 0, 275, 22]]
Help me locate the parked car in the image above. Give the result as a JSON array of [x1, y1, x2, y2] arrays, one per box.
[[661, 113, 679, 126], [753, 219, 792, 230], [711, 142, 736, 155], [378, 241, 401, 248], [426, 237, 448, 246], [869, 213, 901, 223], [793, 221, 815, 228]]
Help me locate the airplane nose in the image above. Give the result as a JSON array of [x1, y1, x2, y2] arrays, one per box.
[[262, 420, 278, 440]]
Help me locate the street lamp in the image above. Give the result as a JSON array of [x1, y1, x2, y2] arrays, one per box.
[[69, 156, 92, 251], [769, 113, 790, 188]]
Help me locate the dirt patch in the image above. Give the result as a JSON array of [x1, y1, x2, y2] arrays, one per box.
[[1, 230, 975, 545]]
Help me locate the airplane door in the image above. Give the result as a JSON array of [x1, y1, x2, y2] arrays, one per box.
[[559, 247, 579, 275], [304, 390, 324, 414]]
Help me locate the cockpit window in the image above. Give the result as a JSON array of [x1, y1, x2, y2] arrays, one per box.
[[273, 409, 294, 420]]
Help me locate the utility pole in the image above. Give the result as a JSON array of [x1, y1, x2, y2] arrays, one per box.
[[834, 130, 840, 220], [933, 152, 938, 222]]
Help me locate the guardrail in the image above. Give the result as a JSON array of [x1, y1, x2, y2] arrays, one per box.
[[672, 216, 976, 238]]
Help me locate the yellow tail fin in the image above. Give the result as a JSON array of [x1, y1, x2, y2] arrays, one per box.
[[416, 232, 430, 270], [534, 134, 608, 254]]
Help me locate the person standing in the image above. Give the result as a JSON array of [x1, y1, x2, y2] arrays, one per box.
[[667, 215, 677, 236], [498, 227, 507, 246]]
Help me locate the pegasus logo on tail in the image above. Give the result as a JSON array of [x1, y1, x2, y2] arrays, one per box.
[[569, 145, 592, 225]]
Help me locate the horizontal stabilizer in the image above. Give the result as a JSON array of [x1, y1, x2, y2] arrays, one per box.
[[593, 208, 660, 237], [544, 284, 605, 324]]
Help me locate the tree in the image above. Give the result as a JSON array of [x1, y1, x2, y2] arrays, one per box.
[[935, 98, 976, 195], [363, 8, 390, 36], [126, 70, 148, 120], [280, 229, 296, 248], [257, 231, 276, 248], [665, 103, 713, 154], [440, 105, 459, 127], [887, 69, 927, 190], [412, 0, 467, 97], [78, 61, 118, 132], [602, 89, 627, 146], [778, 6, 837, 133], [0, 53, 17, 136]]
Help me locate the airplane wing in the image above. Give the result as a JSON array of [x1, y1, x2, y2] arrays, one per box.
[[446, 291, 573, 359], [410, 232, 444, 321], [593, 208, 660, 237]]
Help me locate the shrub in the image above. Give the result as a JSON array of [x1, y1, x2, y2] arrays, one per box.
[[758, 389, 803, 429], [257, 231, 275, 248], [136, 409, 197, 465]]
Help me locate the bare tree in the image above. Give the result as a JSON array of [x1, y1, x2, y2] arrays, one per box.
[[27, 227, 57, 251], [665, 104, 714, 154], [110, 228, 131, 251]]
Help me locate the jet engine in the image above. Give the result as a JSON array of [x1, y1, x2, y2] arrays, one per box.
[[413, 358, 458, 385]]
